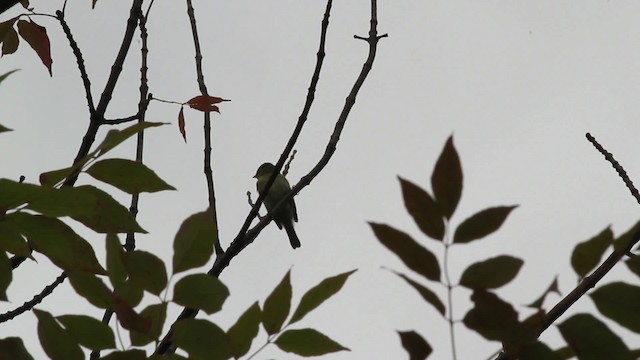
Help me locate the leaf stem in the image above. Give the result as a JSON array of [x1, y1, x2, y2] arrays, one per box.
[[443, 230, 457, 360]]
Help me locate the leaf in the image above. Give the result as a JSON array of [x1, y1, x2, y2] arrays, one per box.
[[625, 256, 640, 278], [517, 341, 564, 360], [185, 95, 229, 112], [571, 226, 613, 278], [39, 164, 83, 187], [393, 271, 445, 316], [0, 69, 19, 85], [0, 179, 44, 211], [526, 276, 560, 309], [172, 209, 216, 274], [459, 255, 523, 290], [397, 330, 432, 360], [290, 270, 356, 324], [95, 122, 165, 157], [0, 217, 32, 257], [105, 234, 143, 307], [0, 251, 10, 301], [590, 282, 640, 333], [173, 319, 233, 360], [275, 328, 349, 356], [559, 313, 633, 360], [99, 349, 147, 360], [173, 274, 229, 314], [0, 337, 34, 360], [0, 124, 12, 133], [399, 177, 444, 241], [613, 220, 640, 252], [370, 223, 441, 281], [57, 314, 116, 350], [67, 271, 113, 309], [262, 270, 292, 335], [453, 206, 517, 244], [227, 302, 262, 358], [463, 290, 520, 342], [86, 159, 176, 194], [33, 309, 83, 360], [122, 250, 167, 296], [113, 295, 151, 333], [431, 135, 463, 219], [0, 18, 19, 55], [178, 107, 186, 142], [130, 303, 167, 346], [16, 20, 51, 76], [9, 213, 105, 274]]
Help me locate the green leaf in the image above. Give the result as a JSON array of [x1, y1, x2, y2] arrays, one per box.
[[173, 319, 233, 360], [262, 270, 292, 335], [517, 341, 564, 360], [397, 330, 432, 360], [459, 255, 523, 289], [33, 309, 83, 360], [0, 179, 44, 211], [625, 256, 640, 278], [526, 276, 560, 309], [431, 135, 463, 219], [130, 303, 167, 346], [0, 251, 11, 301], [173, 274, 229, 314], [0, 217, 32, 257], [57, 314, 116, 350], [95, 122, 166, 157], [393, 271, 445, 316], [370, 222, 440, 281], [113, 296, 151, 333], [105, 234, 126, 288], [399, 177, 444, 241], [148, 355, 188, 360], [123, 250, 167, 296], [613, 220, 640, 252], [453, 206, 517, 244], [67, 271, 113, 309], [290, 270, 356, 324], [39, 165, 82, 187], [463, 290, 520, 342], [0, 337, 34, 360], [227, 302, 262, 358], [86, 159, 176, 194], [99, 349, 147, 360], [172, 209, 216, 274], [0, 124, 12, 133], [275, 328, 349, 356], [590, 282, 640, 333], [0, 69, 19, 85], [571, 227, 613, 278], [10, 213, 105, 274], [559, 313, 633, 360]]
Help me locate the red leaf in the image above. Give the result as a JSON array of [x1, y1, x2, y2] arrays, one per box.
[[113, 295, 151, 333], [178, 106, 186, 142], [186, 95, 229, 113], [17, 19, 52, 76], [0, 18, 19, 56]]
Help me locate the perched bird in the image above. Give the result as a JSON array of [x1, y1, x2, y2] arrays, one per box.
[[254, 162, 300, 249]]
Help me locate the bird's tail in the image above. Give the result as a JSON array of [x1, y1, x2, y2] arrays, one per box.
[[283, 221, 301, 249]]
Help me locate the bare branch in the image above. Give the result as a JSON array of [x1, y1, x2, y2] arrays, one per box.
[[0, 272, 67, 323]]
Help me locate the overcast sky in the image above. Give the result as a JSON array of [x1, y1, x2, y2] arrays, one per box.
[[2, 1, 640, 359]]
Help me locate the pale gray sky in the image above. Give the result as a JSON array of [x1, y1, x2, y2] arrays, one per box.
[[1, 1, 640, 359]]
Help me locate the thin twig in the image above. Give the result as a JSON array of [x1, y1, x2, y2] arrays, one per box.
[[102, 114, 140, 125], [0, 272, 67, 323]]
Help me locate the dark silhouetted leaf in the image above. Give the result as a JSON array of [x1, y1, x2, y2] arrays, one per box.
[[105, 234, 143, 307], [0, 124, 12, 133], [571, 227, 613, 278], [67, 271, 113, 309], [463, 290, 520, 342], [399, 177, 444, 241], [526, 276, 560, 309], [275, 328, 349, 356], [0, 179, 44, 210], [590, 282, 640, 333], [0, 337, 34, 360], [559, 313, 633, 360], [227, 302, 262, 358], [16, 20, 51, 75], [459, 255, 523, 289], [173, 319, 233, 360], [0, 18, 19, 55], [290, 270, 356, 324], [625, 256, 640, 278], [130, 303, 167, 346], [86, 159, 175, 194], [370, 223, 440, 281], [393, 271, 445, 316], [113, 295, 150, 333], [613, 220, 640, 252], [185, 95, 229, 112], [172, 209, 216, 274], [398, 330, 432, 360], [100, 349, 146, 360], [178, 107, 186, 142], [0, 217, 31, 257], [453, 206, 517, 244], [262, 270, 292, 335], [0, 69, 19, 84], [10, 213, 105, 274], [173, 274, 229, 314], [57, 314, 115, 350], [517, 341, 563, 360], [431, 135, 463, 219], [0, 251, 10, 300], [34, 309, 83, 360], [123, 250, 167, 296]]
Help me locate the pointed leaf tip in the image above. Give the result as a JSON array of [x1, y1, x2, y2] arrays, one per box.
[[431, 135, 463, 219], [399, 177, 445, 241], [453, 205, 517, 244]]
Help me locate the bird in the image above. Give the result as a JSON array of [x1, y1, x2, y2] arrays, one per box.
[[254, 162, 301, 249]]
